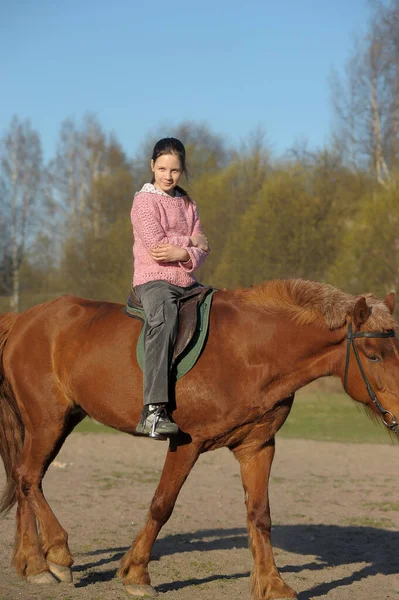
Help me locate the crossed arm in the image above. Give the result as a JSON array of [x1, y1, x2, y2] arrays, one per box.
[[150, 233, 210, 263], [132, 196, 210, 270]]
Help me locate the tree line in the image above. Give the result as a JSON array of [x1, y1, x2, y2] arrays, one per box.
[[1, 1, 398, 313]]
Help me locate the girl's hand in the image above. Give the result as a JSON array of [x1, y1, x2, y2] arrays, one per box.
[[150, 244, 190, 262], [190, 234, 210, 252]]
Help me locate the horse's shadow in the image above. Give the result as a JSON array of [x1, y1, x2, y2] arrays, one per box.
[[74, 524, 399, 598]]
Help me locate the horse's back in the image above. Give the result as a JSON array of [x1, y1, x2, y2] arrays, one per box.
[[7, 295, 132, 334]]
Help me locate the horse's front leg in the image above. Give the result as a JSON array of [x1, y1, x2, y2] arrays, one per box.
[[119, 441, 200, 597], [233, 438, 297, 600]]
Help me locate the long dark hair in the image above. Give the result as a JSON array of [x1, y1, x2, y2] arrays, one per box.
[[151, 137, 189, 197]]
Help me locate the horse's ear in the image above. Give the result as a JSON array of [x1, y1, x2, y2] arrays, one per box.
[[384, 292, 395, 314], [353, 297, 372, 328]]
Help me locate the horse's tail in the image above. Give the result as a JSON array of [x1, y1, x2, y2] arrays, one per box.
[[0, 312, 23, 516]]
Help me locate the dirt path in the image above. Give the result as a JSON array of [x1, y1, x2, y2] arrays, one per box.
[[0, 433, 398, 600]]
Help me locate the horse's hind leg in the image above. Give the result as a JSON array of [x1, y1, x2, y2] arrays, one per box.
[[119, 442, 200, 597], [13, 458, 53, 583], [13, 407, 84, 584], [37, 410, 85, 582]]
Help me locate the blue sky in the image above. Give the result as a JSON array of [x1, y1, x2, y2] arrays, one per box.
[[1, 0, 371, 161]]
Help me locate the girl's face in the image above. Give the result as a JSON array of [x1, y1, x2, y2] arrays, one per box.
[[151, 153, 182, 195]]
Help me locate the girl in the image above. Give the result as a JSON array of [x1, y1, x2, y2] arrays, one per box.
[[131, 137, 210, 440]]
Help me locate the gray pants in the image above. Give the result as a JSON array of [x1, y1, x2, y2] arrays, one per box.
[[134, 280, 199, 406]]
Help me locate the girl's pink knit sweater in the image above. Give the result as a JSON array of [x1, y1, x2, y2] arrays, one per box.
[[131, 183, 207, 287]]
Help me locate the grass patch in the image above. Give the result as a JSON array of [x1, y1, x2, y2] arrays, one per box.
[[278, 391, 395, 444], [91, 475, 123, 490], [132, 468, 161, 484], [75, 418, 120, 434], [363, 501, 399, 512], [342, 516, 394, 528]]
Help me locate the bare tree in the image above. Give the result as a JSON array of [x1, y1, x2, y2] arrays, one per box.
[[369, 25, 391, 186], [331, 0, 399, 185], [0, 116, 42, 311], [380, 0, 399, 172], [47, 115, 132, 240]]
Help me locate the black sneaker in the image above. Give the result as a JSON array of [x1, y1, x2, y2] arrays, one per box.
[[135, 404, 179, 439]]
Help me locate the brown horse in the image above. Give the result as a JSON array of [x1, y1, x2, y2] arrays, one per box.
[[0, 279, 398, 600]]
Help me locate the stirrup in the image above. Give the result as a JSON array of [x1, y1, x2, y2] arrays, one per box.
[[148, 430, 167, 441]]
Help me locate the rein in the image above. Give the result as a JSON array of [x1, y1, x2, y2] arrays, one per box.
[[343, 323, 398, 433]]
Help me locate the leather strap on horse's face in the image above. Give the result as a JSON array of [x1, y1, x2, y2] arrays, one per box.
[[343, 323, 398, 433]]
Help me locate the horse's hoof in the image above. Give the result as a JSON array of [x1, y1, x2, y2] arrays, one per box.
[[47, 561, 73, 583], [27, 571, 58, 584], [124, 583, 159, 597]]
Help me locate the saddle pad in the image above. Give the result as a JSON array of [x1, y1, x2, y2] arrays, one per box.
[[124, 289, 216, 381]]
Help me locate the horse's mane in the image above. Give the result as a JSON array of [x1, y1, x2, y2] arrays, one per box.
[[236, 279, 397, 331]]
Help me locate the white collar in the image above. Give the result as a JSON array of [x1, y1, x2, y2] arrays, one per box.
[[140, 183, 182, 198]]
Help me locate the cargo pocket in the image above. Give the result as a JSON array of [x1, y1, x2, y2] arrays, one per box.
[[146, 301, 165, 335]]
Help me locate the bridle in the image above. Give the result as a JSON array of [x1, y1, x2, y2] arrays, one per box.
[[343, 323, 398, 433]]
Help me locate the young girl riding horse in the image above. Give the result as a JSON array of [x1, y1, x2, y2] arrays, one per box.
[[131, 137, 210, 440]]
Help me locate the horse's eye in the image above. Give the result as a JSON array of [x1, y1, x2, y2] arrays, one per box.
[[367, 355, 381, 362]]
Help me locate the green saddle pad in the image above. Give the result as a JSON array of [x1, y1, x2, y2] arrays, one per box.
[[124, 289, 216, 381]]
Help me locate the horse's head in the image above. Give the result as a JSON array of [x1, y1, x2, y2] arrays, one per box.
[[341, 292, 399, 435]]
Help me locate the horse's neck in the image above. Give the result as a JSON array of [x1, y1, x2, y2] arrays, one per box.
[[253, 314, 347, 398]]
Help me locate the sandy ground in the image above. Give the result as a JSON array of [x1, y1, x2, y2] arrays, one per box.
[[0, 433, 398, 600]]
